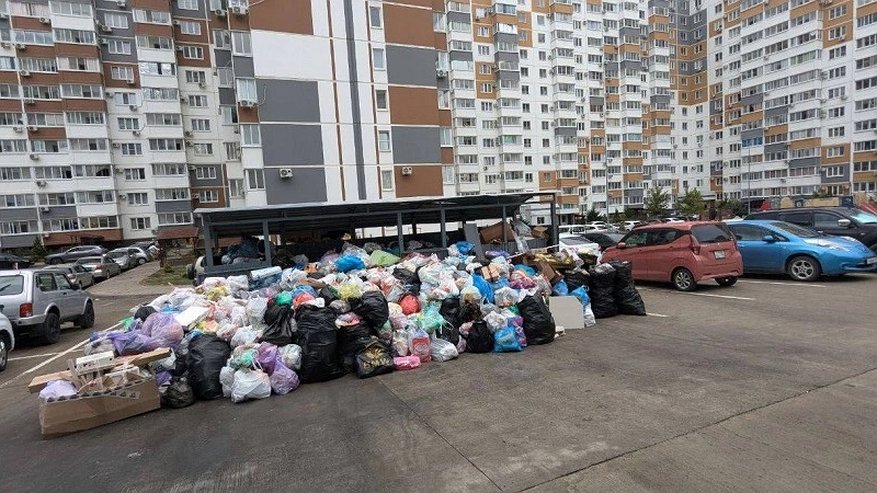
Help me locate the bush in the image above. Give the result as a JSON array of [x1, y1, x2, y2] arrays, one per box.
[[30, 238, 47, 263]]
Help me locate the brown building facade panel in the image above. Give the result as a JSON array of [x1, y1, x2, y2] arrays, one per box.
[[383, 4, 435, 48], [250, 0, 313, 35], [388, 86, 440, 125], [394, 164, 443, 197]]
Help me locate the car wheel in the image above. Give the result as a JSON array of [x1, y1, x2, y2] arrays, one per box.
[[716, 276, 738, 287], [77, 302, 95, 329], [138, 258, 146, 265], [0, 336, 8, 371], [869, 242, 877, 255], [49, 258, 63, 265], [36, 312, 61, 346], [671, 267, 697, 291], [787, 255, 821, 282]]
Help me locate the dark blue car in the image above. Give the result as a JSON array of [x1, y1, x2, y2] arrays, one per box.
[[727, 220, 877, 281]]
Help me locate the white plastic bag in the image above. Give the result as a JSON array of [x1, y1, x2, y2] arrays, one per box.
[[227, 275, 249, 292], [392, 329, 410, 356], [583, 303, 597, 328], [278, 344, 302, 370], [230, 369, 271, 403], [429, 337, 459, 362], [231, 325, 262, 348], [220, 366, 236, 398], [245, 297, 268, 328]]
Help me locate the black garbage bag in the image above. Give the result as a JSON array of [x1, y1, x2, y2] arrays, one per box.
[[609, 261, 646, 316], [170, 348, 189, 377], [393, 268, 421, 295], [438, 298, 461, 345], [187, 334, 231, 400], [465, 321, 494, 353], [460, 302, 482, 324], [294, 305, 347, 383], [355, 339, 394, 378], [261, 304, 297, 345], [518, 296, 556, 345], [134, 305, 156, 322], [161, 377, 196, 409], [319, 286, 339, 304], [351, 291, 389, 329], [564, 270, 590, 292], [588, 264, 618, 318], [337, 323, 373, 372]]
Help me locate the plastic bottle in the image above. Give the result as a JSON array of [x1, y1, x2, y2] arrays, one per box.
[[408, 328, 431, 363]]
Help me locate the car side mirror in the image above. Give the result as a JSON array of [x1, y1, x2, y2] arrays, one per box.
[[71, 282, 80, 290], [762, 235, 776, 243], [837, 218, 852, 228], [616, 242, 626, 249]]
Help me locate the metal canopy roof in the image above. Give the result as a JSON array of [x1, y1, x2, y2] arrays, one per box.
[[195, 192, 555, 237]]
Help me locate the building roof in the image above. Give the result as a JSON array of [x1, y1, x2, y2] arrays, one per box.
[[195, 193, 553, 237]]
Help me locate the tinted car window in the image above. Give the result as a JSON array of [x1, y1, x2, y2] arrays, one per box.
[[729, 224, 769, 241], [646, 229, 680, 246], [36, 273, 57, 292], [0, 275, 24, 295], [814, 212, 840, 229], [778, 212, 811, 226], [692, 224, 733, 243], [623, 231, 649, 247], [55, 274, 72, 290]]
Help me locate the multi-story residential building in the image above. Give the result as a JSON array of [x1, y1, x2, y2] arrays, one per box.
[[1, 0, 875, 251]]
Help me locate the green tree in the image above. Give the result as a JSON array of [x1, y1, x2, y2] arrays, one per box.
[[30, 237, 47, 263], [676, 188, 705, 218], [585, 206, 603, 223], [644, 184, 670, 218]]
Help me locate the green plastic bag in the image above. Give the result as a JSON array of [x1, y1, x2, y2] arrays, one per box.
[[274, 291, 293, 306], [370, 250, 401, 267]]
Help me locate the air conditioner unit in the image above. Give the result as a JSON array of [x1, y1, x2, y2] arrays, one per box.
[[29, 153, 40, 161], [819, 98, 827, 103], [240, 100, 257, 108], [279, 168, 294, 179], [99, 24, 112, 33], [0, 13, 7, 20], [24, 98, 35, 105], [231, 5, 248, 15], [39, 17, 51, 25], [112, 143, 121, 148], [188, 165, 196, 171], [118, 193, 127, 200], [176, 46, 185, 52], [99, 38, 108, 45], [18, 69, 30, 77], [436, 69, 447, 78], [105, 91, 114, 97], [173, 20, 181, 26], [41, 206, 50, 213], [198, 82, 206, 88], [15, 43, 26, 50], [184, 130, 193, 137], [840, 95, 848, 100], [12, 125, 22, 133], [132, 130, 140, 136], [214, 9, 227, 17], [116, 0, 127, 7], [35, 180, 47, 187], [27, 125, 37, 132], [0, 42, 9, 48], [129, 104, 138, 111], [401, 166, 414, 176], [126, 79, 135, 85], [180, 97, 188, 104], [185, 140, 193, 147]]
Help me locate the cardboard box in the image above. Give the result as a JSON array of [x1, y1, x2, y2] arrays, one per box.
[[480, 264, 502, 282], [28, 348, 171, 393], [38, 376, 160, 438], [479, 221, 516, 244], [536, 260, 561, 283]]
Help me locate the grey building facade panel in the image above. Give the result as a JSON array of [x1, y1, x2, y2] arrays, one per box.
[[154, 200, 192, 213], [741, 93, 763, 106], [620, 60, 640, 72], [789, 157, 820, 168], [391, 127, 441, 164], [214, 50, 232, 67], [257, 79, 320, 122], [590, 96, 605, 105], [2, 234, 37, 249], [189, 172, 223, 187], [619, 27, 640, 39], [764, 143, 788, 154], [765, 106, 789, 118], [43, 206, 78, 219], [232, 56, 255, 77], [554, 127, 576, 137], [446, 11, 471, 23], [650, 95, 670, 105], [626, 189, 644, 201], [261, 124, 324, 165], [386, 46, 438, 87], [741, 129, 763, 141], [449, 51, 473, 62], [265, 167, 328, 204], [495, 33, 517, 45], [218, 88, 236, 105], [1, 207, 38, 220], [496, 69, 520, 81], [99, 46, 138, 64]]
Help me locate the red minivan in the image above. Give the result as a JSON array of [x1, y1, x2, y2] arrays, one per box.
[[601, 222, 743, 291]]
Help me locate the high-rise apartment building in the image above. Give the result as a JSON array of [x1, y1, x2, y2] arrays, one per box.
[[1, 0, 875, 251]]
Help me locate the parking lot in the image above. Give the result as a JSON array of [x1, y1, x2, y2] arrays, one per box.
[[1, 273, 876, 492]]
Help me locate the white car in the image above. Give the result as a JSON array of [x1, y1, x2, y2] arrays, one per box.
[[0, 313, 14, 371], [559, 234, 602, 254]]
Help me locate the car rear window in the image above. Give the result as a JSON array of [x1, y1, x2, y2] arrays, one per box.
[[692, 224, 733, 243], [0, 275, 24, 296]]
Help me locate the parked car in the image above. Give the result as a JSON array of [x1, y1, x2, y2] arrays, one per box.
[[0, 313, 13, 371], [124, 246, 151, 264], [0, 269, 94, 345], [45, 245, 107, 265], [745, 207, 877, 254], [75, 255, 122, 281], [602, 222, 743, 291], [583, 232, 625, 251], [132, 241, 160, 259], [558, 225, 588, 236], [107, 249, 137, 271], [42, 264, 95, 289], [559, 234, 602, 252], [0, 253, 32, 269], [621, 220, 642, 231], [727, 220, 877, 281]]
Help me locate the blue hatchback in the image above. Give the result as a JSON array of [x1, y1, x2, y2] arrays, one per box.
[[727, 220, 877, 281]]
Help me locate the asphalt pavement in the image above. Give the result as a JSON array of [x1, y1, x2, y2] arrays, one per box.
[[1, 274, 876, 492]]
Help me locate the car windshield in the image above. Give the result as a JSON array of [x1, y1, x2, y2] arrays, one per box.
[[561, 237, 590, 245], [691, 224, 733, 243], [771, 221, 820, 238], [0, 275, 24, 295], [848, 209, 877, 224], [78, 257, 101, 265], [108, 251, 127, 258]]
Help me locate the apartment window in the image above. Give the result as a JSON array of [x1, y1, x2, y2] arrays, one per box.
[[120, 143, 143, 156], [228, 179, 244, 198], [124, 168, 146, 180], [146, 113, 181, 126], [69, 138, 108, 151], [192, 143, 214, 155], [241, 124, 261, 146], [231, 31, 252, 55], [213, 29, 231, 49], [127, 192, 148, 206], [33, 166, 72, 179], [61, 84, 102, 98], [194, 166, 217, 180], [828, 5, 847, 19], [138, 62, 175, 76], [190, 118, 211, 132], [0, 84, 19, 98], [51, 2, 92, 16], [369, 6, 382, 28], [23, 85, 61, 99], [0, 112, 21, 126], [31, 140, 68, 153], [246, 169, 265, 189], [225, 142, 241, 160], [130, 217, 151, 230], [373, 48, 385, 70], [197, 190, 219, 203], [59, 56, 99, 71], [180, 46, 204, 59], [236, 78, 257, 102], [178, 0, 199, 10], [828, 127, 845, 137], [828, 107, 845, 118], [0, 57, 15, 70], [375, 89, 387, 110], [133, 9, 171, 24], [13, 30, 53, 45], [378, 131, 391, 152], [381, 169, 393, 191], [27, 113, 64, 126], [53, 29, 95, 44], [107, 39, 133, 55], [158, 213, 192, 225], [136, 35, 172, 50], [180, 21, 201, 36], [185, 70, 206, 83], [20, 58, 57, 72], [110, 66, 135, 81], [221, 106, 238, 124], [826, 146, 845, 158], [149, 138, 183, 151], [103, 13, 128, 29], [0, 167, 30, 180], [188, 95, 208, 107], [829, 46, 846, 60], [828, 26, 846, 40], [143, 87, 178, 100], [1, 193, 35, 208]]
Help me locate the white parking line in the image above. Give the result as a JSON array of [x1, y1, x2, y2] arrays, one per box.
[[647, 312, 669, 318], [738, 280, 826, 288], [7, 352, 59, 362], [678, 292, 754, 301]]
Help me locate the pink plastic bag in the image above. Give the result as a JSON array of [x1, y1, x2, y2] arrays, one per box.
[[393, 356, 421, 370]]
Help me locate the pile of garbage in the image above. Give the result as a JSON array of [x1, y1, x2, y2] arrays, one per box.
[[75, 241, 642, 408]]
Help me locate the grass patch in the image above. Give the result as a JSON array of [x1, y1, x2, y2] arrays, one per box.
[[140, 264, 191, 286]]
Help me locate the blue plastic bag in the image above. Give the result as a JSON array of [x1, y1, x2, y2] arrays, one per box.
[[493, 325, 522, 352], [514, 264, 537, 276], [455, 241, 474, 255], [471, 274, 494, 304], [489, 277, 509, 294], [571, 286, 590, 306], [290, 285, 317, 299], [335, 255, 366, 272], [552, 280, 569, 296]]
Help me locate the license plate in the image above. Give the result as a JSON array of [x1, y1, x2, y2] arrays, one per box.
[[867, 257, 877, 265], [714, 250, 726, 259]]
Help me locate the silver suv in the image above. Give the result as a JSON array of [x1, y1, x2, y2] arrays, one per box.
[[0, 269, 95, 345]]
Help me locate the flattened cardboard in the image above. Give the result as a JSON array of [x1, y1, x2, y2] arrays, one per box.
[[39, 377, 160, 438], [28, 348, 170, 393], [549, 296, 586, 330]]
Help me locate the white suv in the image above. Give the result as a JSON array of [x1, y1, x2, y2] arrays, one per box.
[[0, 313, 14, 371]]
